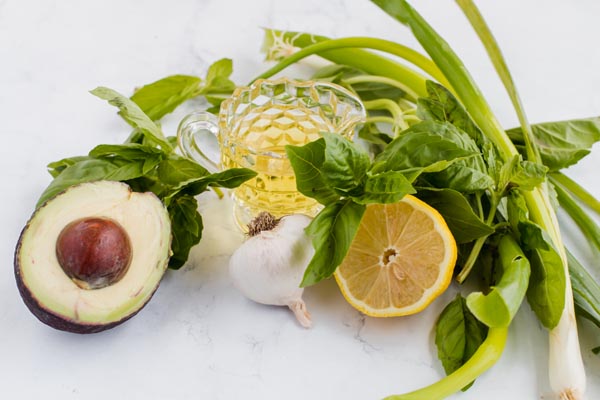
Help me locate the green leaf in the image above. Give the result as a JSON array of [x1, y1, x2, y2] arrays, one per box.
[[89, 143, 165, 175], [285, 139, 339, 205], [157, 156, 210, 187], [553, 178, 600, 258], [467, 235, 530, 328], [205, 58, 234, 88], [175, 168, 257, 198], [506, 192, 546, 250], [371, 120, 478, 176], [321, 132, 370, 196], [568, 251, 600, 330], [416, 87, 493, 192], [200, 168, 258, 189], [435, 295, 488, 390], [90, 143, 164, 160], [358, 122, 392, 146], [507, 192, 565, 328], [527, 244, 566, 329], [417, 80, 484, 144], [498, 155, 547, 192], [507, 117, 600, 171], [37, 159, 121, 207], [428, 163, 494, 193], [200, 58, 236, 107], [425, 142, 493, 194], [301, 199, 366, 287], [101, 161, 148, 181], [130, 75, 202, 121], [90, 87, 173, 152], [168, 195, 203, 269], [417, 188, 493, 244], [47, 156, 90, 178], [354, 171, 414, 204]]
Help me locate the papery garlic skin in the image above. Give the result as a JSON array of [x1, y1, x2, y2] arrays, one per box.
[[229, 214, 314, 328]]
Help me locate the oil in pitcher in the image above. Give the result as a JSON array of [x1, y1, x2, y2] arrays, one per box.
[[222, 103, 335, 224]]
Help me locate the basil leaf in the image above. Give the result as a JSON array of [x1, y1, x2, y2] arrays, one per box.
[[168, 195, 203, 269], [90, 143, 165, 175], [467, 235, 530, 327], [205, 58, 233, 87], [286, 139, 339, 205], [506, 192, 546, 250], [417, 91, 493, 192], [201, 58, 236, 106], [47, 156, 90, 178], [90, 87, 173, 152], [157, 156, 210, 186], [527, 243, 566, 329], [435, 295, 488, 390], [198, 168, 257, 189], [176, 168, 257, 198], [498, 155, 547, 192], [354, 171, 414, 204], [507, 117, 600, 171], [428, 163, 494, 193], [321, 132, 370, 196], [101, 160, 150, 181], [90, 143, 164, 160], [358, 123, 392, 147], [301, 199, 366, 287], [418, 80, 484, 144], [37, 159, 121, 207], [417, 188, 493, 243], [130, 75, 202, 121], [507, 192, 565, 328], [371, 121, 478, 175]]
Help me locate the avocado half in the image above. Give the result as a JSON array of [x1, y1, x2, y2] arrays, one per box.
[[15, 181, 172, 334]]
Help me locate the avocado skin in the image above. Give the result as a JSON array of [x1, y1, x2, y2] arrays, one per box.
[[14, 224, 159, 334]]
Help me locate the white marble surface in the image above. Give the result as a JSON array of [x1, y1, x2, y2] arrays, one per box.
[[1, 0, 600, 399]]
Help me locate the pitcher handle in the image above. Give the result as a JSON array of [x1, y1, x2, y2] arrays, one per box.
[[177, 112, 221, 172]]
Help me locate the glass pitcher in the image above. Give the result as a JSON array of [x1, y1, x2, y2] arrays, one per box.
[[177, 77, 366, 228]]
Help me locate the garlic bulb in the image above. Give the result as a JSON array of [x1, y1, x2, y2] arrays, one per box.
[[229, 212, 314, 328]]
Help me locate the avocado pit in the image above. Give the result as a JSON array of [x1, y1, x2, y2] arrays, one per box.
[[56, 217, 132, 290]]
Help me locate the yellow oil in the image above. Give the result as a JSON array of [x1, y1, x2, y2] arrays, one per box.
[[221, 104, 336, 225]]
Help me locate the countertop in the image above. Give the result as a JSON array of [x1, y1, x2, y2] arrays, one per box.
[[1, 1, 599, 399]]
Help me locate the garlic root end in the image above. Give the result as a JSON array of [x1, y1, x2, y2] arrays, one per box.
[[288, 299, 312, 328]]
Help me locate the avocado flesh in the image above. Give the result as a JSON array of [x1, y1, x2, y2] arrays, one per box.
[[15, 181, 171, 333]]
